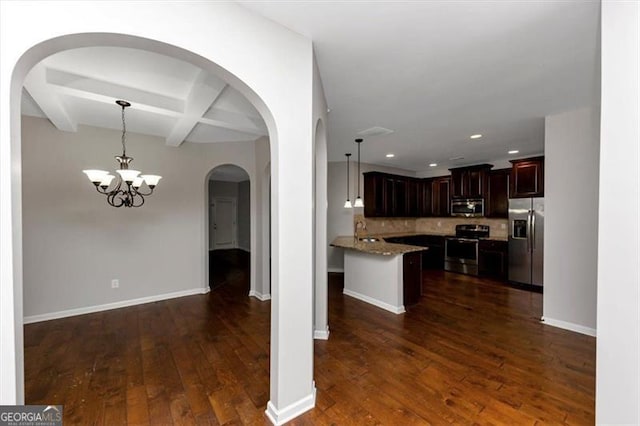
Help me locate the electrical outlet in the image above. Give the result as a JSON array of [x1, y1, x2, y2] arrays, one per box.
[[501, 223, 506, 229], [111, 279, 119, 289], [437, 221, 442, 227]]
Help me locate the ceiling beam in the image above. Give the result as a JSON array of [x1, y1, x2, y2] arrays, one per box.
[[198, 109, 268, 136], [46, 68, 184, 116], [23, 64, 77, 132], [165, 71, 226, 147]]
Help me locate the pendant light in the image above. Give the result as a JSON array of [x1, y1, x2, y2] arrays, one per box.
[[83, 100, 162, 208], [353, 138, 364, 208], [344, 153, 353, 208]]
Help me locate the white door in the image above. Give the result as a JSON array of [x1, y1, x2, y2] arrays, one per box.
[[212, 197, 237, 250]]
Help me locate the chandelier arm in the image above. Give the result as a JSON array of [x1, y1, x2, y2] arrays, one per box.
[[131, 192, 145, 208], [108, 189, 125, 208]]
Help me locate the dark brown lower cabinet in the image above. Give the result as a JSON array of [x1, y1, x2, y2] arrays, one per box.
[[403, 252, 422, 306], [385, 235, 445, 270], [478, 240, 508, 280]]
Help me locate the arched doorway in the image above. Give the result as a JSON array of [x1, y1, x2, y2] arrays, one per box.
[[2, 6, 319, 422], [206, 164, 251, 292]]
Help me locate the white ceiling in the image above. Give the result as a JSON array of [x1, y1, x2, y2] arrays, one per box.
[[21, 2, 600, 174], [21, 46, 267, 146], [240, 0, 600, 173]]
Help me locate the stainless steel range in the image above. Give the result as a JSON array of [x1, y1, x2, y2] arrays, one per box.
[[444, 224, 490, 275]]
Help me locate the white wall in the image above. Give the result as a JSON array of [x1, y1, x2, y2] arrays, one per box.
[[21, 116, 258, 319], [596, 2, 639, 424], [238, 180, 251, 251], [543, 107, 599, 335], [327, 161, 415, 271], [1, 2, 318, 417]]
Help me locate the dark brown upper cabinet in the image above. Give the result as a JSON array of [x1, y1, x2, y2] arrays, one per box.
[[407, 178, 420, 217], [385, 175, 409, 217], [450, 164, 493, 199], [510, 157, 544, 198], [431, 176, 451, 217], [417, 179, 432, 217], [363, 172, 410, 217], [485, 168, 510, 218], [364, 172, 449, 218], [363, 172, 387, 217]]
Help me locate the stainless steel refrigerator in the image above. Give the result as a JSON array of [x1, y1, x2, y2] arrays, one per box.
[[508, 197, 544, 287]]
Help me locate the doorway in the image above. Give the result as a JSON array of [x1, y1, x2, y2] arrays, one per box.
[[208, 165, 250, 290], [211, 197, 237, 250]]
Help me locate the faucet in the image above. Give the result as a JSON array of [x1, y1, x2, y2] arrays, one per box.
[[354, 219, 367, 241]]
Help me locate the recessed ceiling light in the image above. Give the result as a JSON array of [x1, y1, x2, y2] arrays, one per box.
[[386, 153, 395, 158], [429, 163, 437, 167], [508, 150, 519, 154], [470, 134, 483, 139]]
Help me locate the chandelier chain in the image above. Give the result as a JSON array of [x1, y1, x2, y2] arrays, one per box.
[[121, 104, 127, 156]]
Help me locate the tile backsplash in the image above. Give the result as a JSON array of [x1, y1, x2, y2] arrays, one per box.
[[354, 214, 508, 239]]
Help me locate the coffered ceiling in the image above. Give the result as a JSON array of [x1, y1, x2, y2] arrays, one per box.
[[21, 46, 267, 146]]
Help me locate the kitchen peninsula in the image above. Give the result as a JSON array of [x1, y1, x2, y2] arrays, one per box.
[[330, 236, 425, 314]]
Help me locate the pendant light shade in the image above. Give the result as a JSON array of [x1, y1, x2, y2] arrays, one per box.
[[354, 138, 364, 208], [344, 153, 353, 208]]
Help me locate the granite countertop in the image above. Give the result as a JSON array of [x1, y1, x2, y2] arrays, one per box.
[[330, 236, 427, 256], [368, 232, 508, 242]]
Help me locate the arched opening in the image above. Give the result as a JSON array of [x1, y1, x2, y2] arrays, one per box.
[[2, 5, 320, 421], [206, 164, 251, 292], [313, 119, 329, 339], [16, 40, 275, 420], [2, 26, 316, 415]]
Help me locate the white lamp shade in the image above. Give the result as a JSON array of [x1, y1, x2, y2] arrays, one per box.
[[83, 169, 108, 183], [344, 200, 353, 208], [354, 197, 364, 208], [99, 174, 116, 187], [132, 177, 144, 188], [116, 169, 141, 183], [142, 174, 162, 187]]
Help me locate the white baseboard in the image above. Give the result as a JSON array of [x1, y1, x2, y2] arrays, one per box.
[[313, 326, 330, 340], [23, 287, 209, 324], [541, 316, 597, 337], [342, 289, 405, 315], [265, 385, 316, 425], [249, 290, 271, 301], [327, 267, 344, 273]]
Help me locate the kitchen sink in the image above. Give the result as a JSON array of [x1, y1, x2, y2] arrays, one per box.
[[358, 237, 380, 243]]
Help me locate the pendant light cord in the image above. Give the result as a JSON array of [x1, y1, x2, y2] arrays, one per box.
[[347, 155, 350, 199], [357, 140, 361, 198]]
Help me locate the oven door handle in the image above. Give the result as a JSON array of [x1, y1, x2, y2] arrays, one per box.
[[446, 238, 478, 243]]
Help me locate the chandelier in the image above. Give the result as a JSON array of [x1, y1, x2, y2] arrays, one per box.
[[83, 100, 162, 208]]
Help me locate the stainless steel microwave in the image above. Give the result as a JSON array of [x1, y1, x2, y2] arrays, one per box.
[[451, 198, 484, 217]]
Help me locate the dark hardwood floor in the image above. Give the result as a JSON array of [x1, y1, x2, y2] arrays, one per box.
[[25, 259, 595, 425]]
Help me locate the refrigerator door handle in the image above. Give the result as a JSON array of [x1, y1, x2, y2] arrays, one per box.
[[526, 210, 532, 252], [531, 210, 536, 250]]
